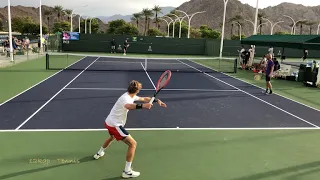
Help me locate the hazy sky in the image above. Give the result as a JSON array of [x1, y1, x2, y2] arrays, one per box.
[[1, 0, 320, 16]]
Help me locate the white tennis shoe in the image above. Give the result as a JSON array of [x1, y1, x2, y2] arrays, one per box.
[[122, 169, 140, 178], [93, 151, 105, 160]]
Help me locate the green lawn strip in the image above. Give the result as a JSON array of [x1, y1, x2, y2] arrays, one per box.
[[0, 55, 83, 104], [0, 130, 320, 180]]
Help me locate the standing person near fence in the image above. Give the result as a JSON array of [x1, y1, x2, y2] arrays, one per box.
[[268, 46, 274, 57], [123, 39, 129, 56], [110, 39, 116, 53], [264, 54, 275, 95], [303, 49, 308, 61]]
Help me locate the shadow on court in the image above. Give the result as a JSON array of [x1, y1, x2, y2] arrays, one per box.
[[286, 167, 320, 180], [229, 160, 320, 180], [101, 176, 123, 180], [0, 156, 94, 180]]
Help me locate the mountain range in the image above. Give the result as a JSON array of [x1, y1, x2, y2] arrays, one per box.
[[174, 0, 320, 37], [1, 1, 320, 38], [97, 6, 176, 23]]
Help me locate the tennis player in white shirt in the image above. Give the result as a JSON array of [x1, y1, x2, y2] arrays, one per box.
[[93, 80, 167, 178]]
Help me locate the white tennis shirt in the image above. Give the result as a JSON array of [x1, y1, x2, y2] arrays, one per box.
[[105, 92, 140, 127]]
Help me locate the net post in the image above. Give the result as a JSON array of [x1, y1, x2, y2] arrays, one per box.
[[145, 58, 147, 70], [219, 57, 221, 72], [46, 53, 49, 70], [234, 58, 238, 73], [66, 53, 69, 68]]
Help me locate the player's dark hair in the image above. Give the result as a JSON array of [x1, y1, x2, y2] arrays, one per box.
[[128, 80, 141, 94]]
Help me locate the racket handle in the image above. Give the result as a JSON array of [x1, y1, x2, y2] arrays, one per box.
[[149, 97, 155, 104]]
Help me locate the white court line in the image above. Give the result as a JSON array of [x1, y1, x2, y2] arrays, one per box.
[[64, 87, 240, 92], [190, 60, 320, 113], [15, 57, 101, 130], [0, 56, 88, 107], [96, 61, 183, 65], [177, 60, 319, 128], [141, 62, 156, 89], [0, 127, 319, 132]]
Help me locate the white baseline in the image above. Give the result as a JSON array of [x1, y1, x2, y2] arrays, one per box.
[[0, 127, 319, 132]]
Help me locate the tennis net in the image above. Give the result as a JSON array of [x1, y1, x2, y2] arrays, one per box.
[[46, 53, 238, 73]]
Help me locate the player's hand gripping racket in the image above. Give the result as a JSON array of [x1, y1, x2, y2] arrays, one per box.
[[149, 70, 172, 104]]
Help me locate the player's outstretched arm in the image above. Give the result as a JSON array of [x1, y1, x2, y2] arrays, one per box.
[[136, 97, 167, 108], [124, 103, 153, 110]]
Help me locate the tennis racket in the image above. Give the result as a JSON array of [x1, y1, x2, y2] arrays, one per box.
[[149, 70, 172, 104]]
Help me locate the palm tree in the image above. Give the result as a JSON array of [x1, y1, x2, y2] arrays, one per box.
[[296, 20, 308, 35], [233, 15, 243, 37], [258, 12, 267, 34], [152, 5, 162, 30], [131, 13, 142, 28], [44, 10, 52, 34], [153, 18, 161, 29], [228, 15, 243, 38], [305, 21, 317, 35], [0, 18, 3, 31], [142, 8, 154, 36], [228, 17, 236, 38], [53, 5, 64, 21], [64, 9, 73, 22]]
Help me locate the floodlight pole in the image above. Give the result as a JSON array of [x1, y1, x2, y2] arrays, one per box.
[[317, 23, 320, 35], [257, 22, 268, 33], [89, 17, 96, 34], [179, 16, 188, 38], [253, 0, 259, 35], [233, 21, 242, 41], [293, 19, 307, 35], [39, 0, 43, 55], [71, 10, 74, 32], [219, 0, 229, 58], [71, 5, 88, 32], [245, 19, 255, 34], [262, 17, 273, 34], [7, 0, 14, 62], [169, 14, 185, 38], [85, 17, 89, 34], [78, 14, 83, 33], [176, 10, 206, 39], [164, 16, 174, 37], [271, 21, 284, 35], [70, 13, 78, 32], [159, 18, 170, 37], [283, 15, 296, 35]]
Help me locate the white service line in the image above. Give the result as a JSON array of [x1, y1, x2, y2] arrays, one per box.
[[64, 87, 240, 92], [141, 62, 156, 89], [177, 59, 319, 128], [15, 57, 100, 130], [0, 127, 319, 132], [0, 56, 88, 107], [190, 59, 320, 113]]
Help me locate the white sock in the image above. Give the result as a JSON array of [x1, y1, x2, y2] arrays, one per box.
[[125, 161, 132, 172], [98, 147, 105, 154]]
